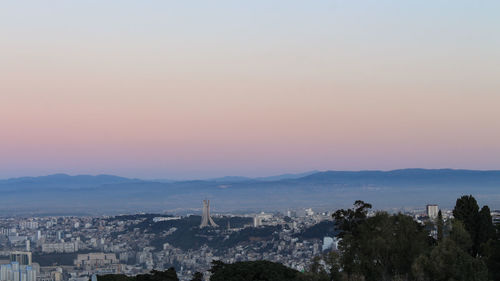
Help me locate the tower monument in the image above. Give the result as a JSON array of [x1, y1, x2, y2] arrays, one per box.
[[200, 200, 218, 228]]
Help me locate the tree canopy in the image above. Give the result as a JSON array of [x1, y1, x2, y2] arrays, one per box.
[[96, 196, 499, 281], [209, 260, 304, 281]]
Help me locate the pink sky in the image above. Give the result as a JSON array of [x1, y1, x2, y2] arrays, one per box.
[[1, 1, 499, 178]]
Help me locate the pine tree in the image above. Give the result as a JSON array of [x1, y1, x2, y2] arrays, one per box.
[[437, 210, 444, 241], [453, 195, 480, 255], [477, 206, 496, 251]]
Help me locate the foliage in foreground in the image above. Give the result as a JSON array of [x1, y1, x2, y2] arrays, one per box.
[[97, 268, 179, 281], [209, 260, 304, 281], [308, 196, 499, 281], [97, 195, 499, 281]]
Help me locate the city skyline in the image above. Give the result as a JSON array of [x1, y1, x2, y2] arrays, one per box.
[[1, 1, 500, 179]]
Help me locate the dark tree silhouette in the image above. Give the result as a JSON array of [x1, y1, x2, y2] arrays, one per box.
[[190, 272, 203, 281], [332, 200, 372, 237], [437, 210, 444, 241], [453, 195, 480, 255], [209, 260, 303, 281]]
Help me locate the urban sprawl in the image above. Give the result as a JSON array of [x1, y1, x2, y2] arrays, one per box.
[[0, 201, 499, 281]]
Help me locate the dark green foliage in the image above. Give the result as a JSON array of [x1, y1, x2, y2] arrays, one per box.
[[336, 212, 430, 281], [452, 195, 496, 256], [477, 206, 496, 251], [453, 195, 480, 254], [331, 201, 430, 280], [33, 253, 78, 266], [332, 200, 372, 237], [98, 269, 179, 281], [307, 197, 496, 281], [412, 238, 488, 281], [190, 272, 203, 281], [209, 260, 303, 281], [303, 252, 342, 281], [295, 220, 338, 240], [453, 195, 479, 230], [219, 226, 279, 248], [436, 210, 444, 241], [97, 274, 134, 281], [148, 216, 255, 251], [449, 220, 473, 252], [481, 239, 500, 281], [99, 196, 498, 281], [150, 268, 179, 281]]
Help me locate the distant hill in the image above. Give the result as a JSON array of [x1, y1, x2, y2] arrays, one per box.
[[209, 171, 318, 182], [0, 173, 142, 185], [297, 169, 500, 187], [0, 169, 499, 215], [256, 171, 319, 181]]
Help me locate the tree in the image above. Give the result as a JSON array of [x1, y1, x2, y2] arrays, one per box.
[[477, 205, 496, 251], [323, 251, 343, 281], [150, 268, 179, 281], [481, 239, 500, 281], [96, 275, 133, 281], [453, 195, 496, 256], [209, 260, 304, 281], [332, 200, 372, 237], [303, 256, 330, 281], [436, 210, 444, 241], [190, 272, 203, 281], [453, 195, 480, 255], [412, 238, 488, 281], [99, 269, 179, 281], [335, 211, 430, 281], [449, 220, 473, 252]]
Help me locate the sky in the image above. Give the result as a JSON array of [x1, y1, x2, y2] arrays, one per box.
[[1, 1, 499, 179]]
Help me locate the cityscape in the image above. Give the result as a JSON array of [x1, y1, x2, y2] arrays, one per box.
[[1, 0, 500, 280], [0, 199, 498, 281]]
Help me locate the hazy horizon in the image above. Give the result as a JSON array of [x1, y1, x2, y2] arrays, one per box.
[[3, 167, 500, 181], [2, 1, 500, 179]]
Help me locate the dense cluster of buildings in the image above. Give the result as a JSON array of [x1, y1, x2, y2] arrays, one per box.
[[0, 206, 336, 281], [0, 252, 37, 281], [0, 202, 496, 281]]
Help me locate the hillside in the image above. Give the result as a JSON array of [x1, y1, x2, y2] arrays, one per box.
[[0, 169, 499, 215]]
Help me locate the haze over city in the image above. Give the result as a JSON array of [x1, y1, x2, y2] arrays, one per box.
[[1, 2, 500, 281]]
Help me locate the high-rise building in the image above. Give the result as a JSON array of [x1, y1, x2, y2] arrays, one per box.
[[74, 253, 118, 268], [253, 216, 262, 227], [41, 241, 78, 253], [426, 204, 439, 220], [200, 200, 218, 228], [322, 237, 334, 252], [9, 252, 32, 266], [0, 262, 36, 281]]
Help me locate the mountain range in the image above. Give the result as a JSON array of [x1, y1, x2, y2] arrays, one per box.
[[1, 169, 499, 216]]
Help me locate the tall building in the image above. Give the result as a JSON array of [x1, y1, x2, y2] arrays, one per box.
[[74, 253, 118, 268], [426, 204, 439, 220], [200, 200, 218, 228], [253, 216, 262, 227], [9, 252, 32, 266], [41, 241, 78, 253], [0, 262, 36, 281]]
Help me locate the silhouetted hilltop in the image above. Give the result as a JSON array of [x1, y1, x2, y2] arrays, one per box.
[[298, 169, 500, 186], [0, 169, 499, 215]]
